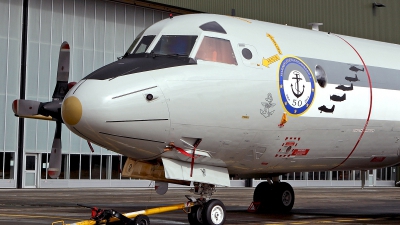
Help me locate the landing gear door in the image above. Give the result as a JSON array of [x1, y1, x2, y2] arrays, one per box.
[[161, 158, 230, 187], [238, 44, 261, 69]]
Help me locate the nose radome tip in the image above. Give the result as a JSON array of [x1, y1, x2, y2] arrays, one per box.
[[62, 96, 82, 126]]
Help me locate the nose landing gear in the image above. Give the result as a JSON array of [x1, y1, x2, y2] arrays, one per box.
[[187, 183, 227, 225]]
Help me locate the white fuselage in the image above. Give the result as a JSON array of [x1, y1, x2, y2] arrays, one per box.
[[63, 14, 400, 177]]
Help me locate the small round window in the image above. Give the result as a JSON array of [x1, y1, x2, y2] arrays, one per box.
[[242, 48, 252, 60], [315, 65, 328, 88]]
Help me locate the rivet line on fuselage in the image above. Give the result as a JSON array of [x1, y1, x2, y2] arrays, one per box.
[[106, 119, 169, 123], [99, 131, 165, 143]]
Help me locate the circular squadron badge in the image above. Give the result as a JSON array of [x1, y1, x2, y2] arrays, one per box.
[[278, 56, 315, 116]]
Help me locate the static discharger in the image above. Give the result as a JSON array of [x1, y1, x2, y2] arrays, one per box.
[[278, 112, 288, 128]]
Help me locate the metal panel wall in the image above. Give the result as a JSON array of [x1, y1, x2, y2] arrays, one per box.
[[25, 0, 169, 155], [149, 0, 400, 44], [0, 0, 22, 152], [0, 0, 22, 187]]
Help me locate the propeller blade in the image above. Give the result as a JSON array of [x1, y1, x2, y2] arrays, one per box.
[[48, 121, 62, 178], [43, 100, 62, 113], [12, 99, 40, 117], [52, 41, 70, 100], [13, 42, 72, 178], [12, 42, 73, 179], [47, 42, 71, 178]]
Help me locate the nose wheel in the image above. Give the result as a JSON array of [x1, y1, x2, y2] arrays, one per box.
[[188, 199, 226, 225], [188, 205, 203, 225], [204, 199, 226, 225]]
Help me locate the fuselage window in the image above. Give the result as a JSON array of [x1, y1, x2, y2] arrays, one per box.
[[242, 48, 253, 60], [195, 36, 237, 65], [315, 65, 328, 88], [152, 35, 197, 56]]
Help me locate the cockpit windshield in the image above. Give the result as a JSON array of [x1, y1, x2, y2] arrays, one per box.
[[152, 35, 197, 56]]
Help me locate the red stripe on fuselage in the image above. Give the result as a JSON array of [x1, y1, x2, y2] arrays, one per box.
[[330, 34, 373, 170]]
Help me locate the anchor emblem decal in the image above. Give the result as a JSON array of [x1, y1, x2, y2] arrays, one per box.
[[291, 71, 305, 98], [278, 56, 316, 116]]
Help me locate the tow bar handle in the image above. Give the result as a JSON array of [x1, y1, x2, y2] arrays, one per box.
[[77, 204, 138, 225]]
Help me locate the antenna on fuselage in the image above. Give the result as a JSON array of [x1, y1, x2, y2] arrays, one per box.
[[308, 22, 323, 31], [231, 9, 236, 16]]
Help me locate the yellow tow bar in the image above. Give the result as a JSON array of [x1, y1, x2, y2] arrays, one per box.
[[67, 202, 195, 225]]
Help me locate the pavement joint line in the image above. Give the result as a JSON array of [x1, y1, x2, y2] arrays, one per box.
[[355, 218, 372, 221], [0, 213, 81, 221], [336, 219, 355, 222]]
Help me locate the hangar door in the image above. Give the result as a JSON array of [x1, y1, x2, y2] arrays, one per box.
[[20, 0, 172, 188], [25, 0, 172, 155]]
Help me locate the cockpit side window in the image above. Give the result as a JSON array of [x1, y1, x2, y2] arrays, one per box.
[[152, 35, 197, 56], [123, 28, 155, 57], [125, 29, 146, 55], [132, 35, 156, 54], [195, 36, 237, 65]]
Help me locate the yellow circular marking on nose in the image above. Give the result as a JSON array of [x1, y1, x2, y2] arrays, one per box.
[[62, 96, 82, 126]]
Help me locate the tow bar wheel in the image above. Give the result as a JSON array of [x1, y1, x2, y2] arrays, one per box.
[[132, 214, 150, 225], [202, 199, 226, 225]]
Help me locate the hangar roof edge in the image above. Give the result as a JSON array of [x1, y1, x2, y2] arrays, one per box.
[[108, 0, 202, 14]]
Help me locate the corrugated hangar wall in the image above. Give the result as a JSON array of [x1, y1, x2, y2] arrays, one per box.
[[0, 0, 23, 187], [25, 0, 170, 155], [149, 0, 400, 45], [0, 0, 175, 188]]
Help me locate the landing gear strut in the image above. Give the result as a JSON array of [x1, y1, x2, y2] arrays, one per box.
[[253, 179, 294, 213], [187, 182, 226, 225]]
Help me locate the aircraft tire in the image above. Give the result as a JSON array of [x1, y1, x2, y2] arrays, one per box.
[[188, 205, 203, 225], [202, 199, 226, 225], [253, 181, 274, 212], [274, 182, 295, 213], [131, 214, 150, 225]]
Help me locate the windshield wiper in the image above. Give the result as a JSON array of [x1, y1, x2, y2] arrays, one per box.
[[117, 54, 127, 60], [166, 53, 189, 57], [145, 52, 189, 59], [148, 51, 161, 59]]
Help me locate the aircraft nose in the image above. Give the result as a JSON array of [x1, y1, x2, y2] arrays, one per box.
[[62, 96, 82, 126]]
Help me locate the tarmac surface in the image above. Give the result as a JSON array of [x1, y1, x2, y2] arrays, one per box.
[[0, 187, 399, 225]]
